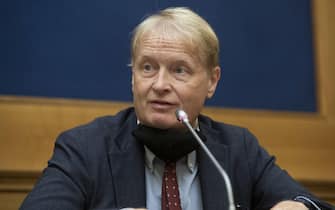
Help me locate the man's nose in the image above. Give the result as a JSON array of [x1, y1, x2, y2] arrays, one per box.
[[152, 69, 172, 93]]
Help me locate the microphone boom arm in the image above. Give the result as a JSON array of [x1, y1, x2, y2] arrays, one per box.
[[176, 109, 236, 210]]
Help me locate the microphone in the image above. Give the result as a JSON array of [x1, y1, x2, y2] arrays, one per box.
[[175, 109, 236, 210]]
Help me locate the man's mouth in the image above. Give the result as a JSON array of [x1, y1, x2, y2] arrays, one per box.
[[149, 100, 177, 110]]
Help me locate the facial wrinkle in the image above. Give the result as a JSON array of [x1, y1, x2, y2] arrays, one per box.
[[142, 36, 191, 54]]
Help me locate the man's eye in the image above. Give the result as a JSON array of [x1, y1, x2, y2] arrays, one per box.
[[175, 67, 187, 74], [143, 63, 153, 71]]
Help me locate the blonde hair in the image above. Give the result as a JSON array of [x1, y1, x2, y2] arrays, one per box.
[[131, 7, 220, 69]]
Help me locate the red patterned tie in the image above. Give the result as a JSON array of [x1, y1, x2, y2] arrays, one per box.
[[161, 161, 182, 210]]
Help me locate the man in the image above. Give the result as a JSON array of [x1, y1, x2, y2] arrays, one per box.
[[20, 7, 333, 210]]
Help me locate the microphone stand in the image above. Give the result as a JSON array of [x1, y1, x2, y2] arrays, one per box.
[[176, 109, 236, 210]]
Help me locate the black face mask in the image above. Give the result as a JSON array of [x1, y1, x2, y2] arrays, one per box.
[[132, 124, 206, 162]]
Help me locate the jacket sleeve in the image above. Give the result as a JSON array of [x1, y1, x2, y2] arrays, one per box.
[[19, 131, 91, 210], [243, 129, 334, 210]]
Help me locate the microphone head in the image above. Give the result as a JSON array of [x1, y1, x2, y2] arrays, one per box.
[[175, 109, 189, 122]]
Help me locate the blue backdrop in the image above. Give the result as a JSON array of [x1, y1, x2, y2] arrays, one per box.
[[1, 0, 316, 112]]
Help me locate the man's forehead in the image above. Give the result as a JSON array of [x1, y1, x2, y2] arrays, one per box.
[[142, 36, 190, 52], [137, 32, 198, 56]]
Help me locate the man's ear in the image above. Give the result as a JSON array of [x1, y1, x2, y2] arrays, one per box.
[[131, 68, 134, 93], [207, 66, 221, 99]]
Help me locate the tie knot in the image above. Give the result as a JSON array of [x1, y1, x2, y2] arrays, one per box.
[[165, 161, 176, 166], [165, 161, 176, 172]]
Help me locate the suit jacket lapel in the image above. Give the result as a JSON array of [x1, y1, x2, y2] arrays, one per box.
[[198, 124, 231, 210], [107, 112, 146, 209]]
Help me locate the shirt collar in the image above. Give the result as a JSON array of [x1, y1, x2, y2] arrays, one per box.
[[144, 146, 197, 174]]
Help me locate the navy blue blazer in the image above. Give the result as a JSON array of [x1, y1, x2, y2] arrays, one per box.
[[20, 107, 330, 210]]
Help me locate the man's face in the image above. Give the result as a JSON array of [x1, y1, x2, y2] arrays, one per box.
[[132, 33, 220, 130]]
